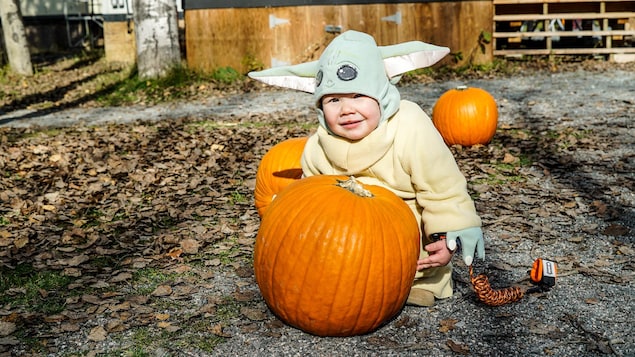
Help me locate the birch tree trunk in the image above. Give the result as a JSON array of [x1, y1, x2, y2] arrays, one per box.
[[0, 0, 33, 76], [132, 0, 181, 79]]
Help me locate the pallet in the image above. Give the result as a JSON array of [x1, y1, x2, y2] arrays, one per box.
[[493, 0, 635, 60]]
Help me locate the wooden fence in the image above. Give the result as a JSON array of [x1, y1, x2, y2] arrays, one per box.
[[184, 2, 493, 73], [493, 0, 635, 62]]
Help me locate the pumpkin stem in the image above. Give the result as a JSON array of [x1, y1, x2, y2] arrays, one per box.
[[456, 85, 468, 91], [336, 176, 374, 198]]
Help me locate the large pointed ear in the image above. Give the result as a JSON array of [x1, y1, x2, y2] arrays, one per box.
[[380, 41, 450, 79], [248, 61, 319, 93], [248, 40, 450, 92]]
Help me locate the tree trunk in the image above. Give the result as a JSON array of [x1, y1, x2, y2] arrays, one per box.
[[132, 0, 181, 79], [0, 0, 33, 76]]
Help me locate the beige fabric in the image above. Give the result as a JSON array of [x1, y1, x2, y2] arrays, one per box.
[[301, 100, 481, 298]]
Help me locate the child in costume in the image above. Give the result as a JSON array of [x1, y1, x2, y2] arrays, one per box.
[[249, 30, 484, 306]]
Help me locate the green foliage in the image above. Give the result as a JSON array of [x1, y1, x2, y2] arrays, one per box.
[[241, 54, 265, 72], [478, 30, 493, 54], [131, 267, 177, 295], [0, 64, 11, 84], [97, 65, 222, 106], [211, 66, 242, 85], [448, 57, 522, 77], [214, 296, 242, 321], [230, 189, 247, 205], [0, 264, 72, 314]]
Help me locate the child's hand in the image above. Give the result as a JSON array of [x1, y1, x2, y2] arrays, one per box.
[[417, 240, 454, 270], [446, 227, 485, 266]]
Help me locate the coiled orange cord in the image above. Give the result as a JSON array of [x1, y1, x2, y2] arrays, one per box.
[[469, 265, 526, 306]]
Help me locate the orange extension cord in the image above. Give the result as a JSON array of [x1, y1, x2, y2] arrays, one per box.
[[469, 265, 526, 306]]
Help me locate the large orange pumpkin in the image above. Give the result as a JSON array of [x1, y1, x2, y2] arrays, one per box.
[[254, 175, 420, 337], [254, 137, 308, 217], [432, 86, 498, 146]]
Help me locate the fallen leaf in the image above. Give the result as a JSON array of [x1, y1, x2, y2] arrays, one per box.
[[233, 290, 257, 302], [0, 321, 16, 336], [439, 318, 458, 333], [0, 336, 20, 346], [155, 313, 170, 321], [87, 326, 107, 341], [13, 236, 29, 249], [82, 295, 102, 305], [62, 254, 90, 267], [240, 307, 267, 321], [568, 236, 584, 243], [446, 340, 470, 354], [43, 314, 65, 323], [109, 272, 133, 283], [151, 285, 173, 297], [180, 238, 200, 254], [502, 153, 518, 164], [61, 322, 81, 332], [528, 319, 562, 336], [205, 258, 222, 266], [602, 223, 629, 237], [109, 301, 131, 312], [105, 320, 125, 333], [166, 247, 183, 260], [209, 323, 231, 337]]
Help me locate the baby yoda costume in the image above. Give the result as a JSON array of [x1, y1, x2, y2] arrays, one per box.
[[249, 31, 483, 299]]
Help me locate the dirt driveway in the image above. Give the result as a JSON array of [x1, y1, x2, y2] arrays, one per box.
[[0, 64, 633, 356]]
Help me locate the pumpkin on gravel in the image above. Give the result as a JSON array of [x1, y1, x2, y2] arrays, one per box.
[[432, 85, 498, 146], [254, 137, 308, 217], [254, 175, 420, 337]]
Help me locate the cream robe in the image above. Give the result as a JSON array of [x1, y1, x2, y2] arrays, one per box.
[[301, 100, 481, 298]]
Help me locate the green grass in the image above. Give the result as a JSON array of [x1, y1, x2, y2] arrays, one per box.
[[0, 128, 62, 145], [96, 65, 235, 106], [543, 128, 593, 150], [186, 120, 317, 133], [210, 236, 247, 265], [210, 66, 242, 84], [104, 321, 226, 355], [0, 263, 73, 314], [230, 190, 247, 205], [96, 292, 233, 354], [214, 295, 242, 321], [471, 150, 533, 186], [131, 267, 180, 295]]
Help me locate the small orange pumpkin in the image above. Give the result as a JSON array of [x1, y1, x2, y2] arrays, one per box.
[[254, 175, 420, 337], [254, 137, 308, 217], [432, 86, 498, 146]]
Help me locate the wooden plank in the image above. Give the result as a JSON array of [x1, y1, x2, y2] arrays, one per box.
[[104, 21, 136, 64], [185, 2, 494, 72], [492, 0, 634, 60], [494, 12, 635, 21], [494, 0, 631, 4], [493, 30, 635, 37], [494, 47, 635, 55], [185, 8, 270, 72], [613, 53, 635, 62]]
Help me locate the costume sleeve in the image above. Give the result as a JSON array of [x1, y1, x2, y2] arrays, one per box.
[[397, 101, 481, 237], [301, 133, 324, 177]]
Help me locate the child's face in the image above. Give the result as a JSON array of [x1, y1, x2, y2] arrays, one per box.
[[321, 93, 381, 141]]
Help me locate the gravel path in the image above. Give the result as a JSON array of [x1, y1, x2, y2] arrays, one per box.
[[2, 67, 633, 356], [214, 69, 633, 357]]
